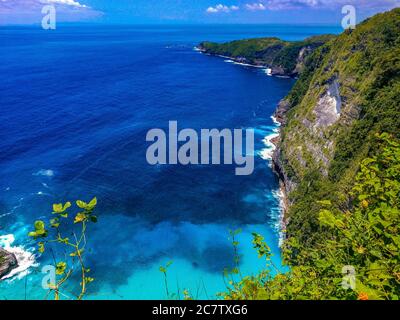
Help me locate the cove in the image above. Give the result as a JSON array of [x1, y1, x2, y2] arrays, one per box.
[[0, 24, 335, 299]]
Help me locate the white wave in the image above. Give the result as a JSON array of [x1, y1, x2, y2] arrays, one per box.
[[264, 68, 272, 76], [258, 148, 274, 161], [216, 54, 231, 59], [33, 169, 54, 177], [34, 191, 52, 197], [271, 188, 286, 247], [271, 115, 281, 126], [262, 132, 280, 149], [258, 121, 280, 167], [0, 234, 37, 280], [232, 61, 264, 68]]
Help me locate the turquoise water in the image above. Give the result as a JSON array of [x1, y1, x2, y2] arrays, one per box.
[[0, 24, 340, 300]]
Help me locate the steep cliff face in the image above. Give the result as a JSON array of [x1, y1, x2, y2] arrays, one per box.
[[273, 8, 400, 245], [198, 35, 335, 77]]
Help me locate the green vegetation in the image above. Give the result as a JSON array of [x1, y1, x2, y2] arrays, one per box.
[[222, 134, 400, 300], [278, 8, 400, 247], [159, 261, 174, 298], [220, 8, 400, 300], [28, 197, 98, 300], [199, 35, 335, 75]]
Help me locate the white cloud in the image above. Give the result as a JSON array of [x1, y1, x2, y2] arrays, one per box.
[[0, 0, 102, 25], [206, 4, 240, 13], [246, 0, 400, 11], [0, 0, 90, 10], [245, 3, 267, 11], [41, 0, 88, 8]]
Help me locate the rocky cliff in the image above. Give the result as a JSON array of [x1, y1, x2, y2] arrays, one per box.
[[272, 8, 400, 247], [198, 35, 335, 77], [0, 248, 18, 279], [200, 8, 400, 250]]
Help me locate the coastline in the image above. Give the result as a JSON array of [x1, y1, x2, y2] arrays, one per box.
[[194, 46, 292, 78], [195, 44, 294, 240], [197, 42, 292, 246], [195, 46, 293, 238], [267, 115, 290, 246]]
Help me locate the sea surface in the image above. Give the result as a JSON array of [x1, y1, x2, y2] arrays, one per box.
[[0, 24, 340, 299]]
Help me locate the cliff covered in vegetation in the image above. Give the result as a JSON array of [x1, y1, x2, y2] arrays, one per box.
[[205, 8, 400, 300], [198, 34, 335, 77], [273, 8, 400, 246]]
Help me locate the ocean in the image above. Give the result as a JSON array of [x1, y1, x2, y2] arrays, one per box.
[[0, 24, 340, 299]]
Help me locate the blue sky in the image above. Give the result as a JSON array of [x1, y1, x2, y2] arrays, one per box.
[[1, 0, 399, 25]]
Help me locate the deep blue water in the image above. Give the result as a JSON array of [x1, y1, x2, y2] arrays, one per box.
[[0, 24, 340, 299]]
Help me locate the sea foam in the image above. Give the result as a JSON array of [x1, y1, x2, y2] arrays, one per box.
[[33, 169, 54, 177]]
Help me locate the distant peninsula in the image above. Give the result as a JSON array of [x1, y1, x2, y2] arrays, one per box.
[[197, 34, 335, 77]]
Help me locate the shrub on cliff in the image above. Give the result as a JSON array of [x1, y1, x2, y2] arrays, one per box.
[[222, 134, 400, 300], [28, 197, 98, 300]]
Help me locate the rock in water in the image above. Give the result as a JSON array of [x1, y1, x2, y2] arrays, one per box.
[[0, 248, 18, 279]]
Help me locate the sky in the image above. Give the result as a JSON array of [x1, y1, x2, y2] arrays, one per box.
[[0, 0, 399, 25]]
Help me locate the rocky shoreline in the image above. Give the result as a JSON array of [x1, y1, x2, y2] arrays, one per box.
[[271, 99, 296, 232], [196, 45, 294, 78], [196, 34, 335, 79], [0, 247, 18, 280]]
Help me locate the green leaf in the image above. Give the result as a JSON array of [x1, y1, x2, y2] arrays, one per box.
[[62, 202, 71, 211], [76, 200, 87, 209], [29, 220, 47, 238], [317, 200, 332, 206], [38, 242, 45, 253], [56, 262, 67, 275], [34, 220, 45, 231], [74, 212, 86, 224], [50, 218, 60, 228], [59, 212, 68, 218], [52, 203, 63, 213], [88, 197, 97, 209], [85, 277, 94, 283], [319, 210, 338, 228]]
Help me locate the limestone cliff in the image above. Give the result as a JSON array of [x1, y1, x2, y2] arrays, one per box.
[[198, 35, 335, 77], [272, 8, 400, 245]]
